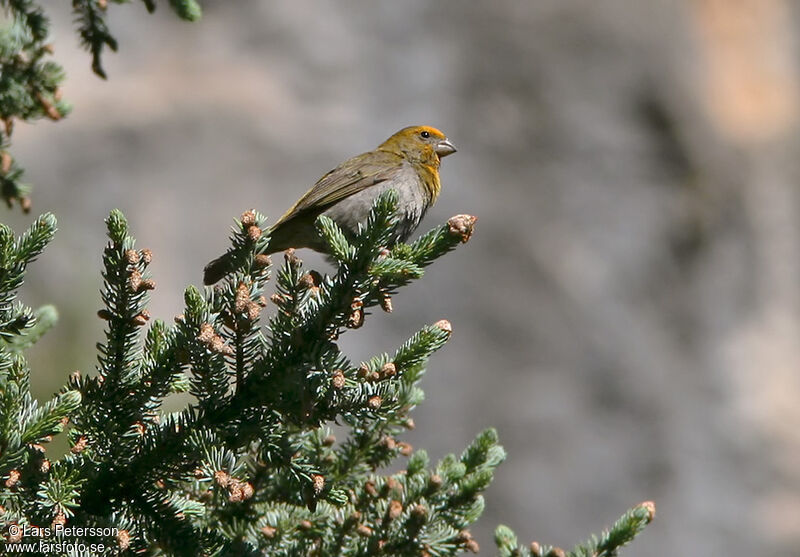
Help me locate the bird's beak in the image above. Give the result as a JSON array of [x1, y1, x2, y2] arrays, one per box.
[[435, 139, 457, 157]]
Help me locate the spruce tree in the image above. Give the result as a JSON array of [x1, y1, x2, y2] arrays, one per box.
[[0, 2, 655, 556]]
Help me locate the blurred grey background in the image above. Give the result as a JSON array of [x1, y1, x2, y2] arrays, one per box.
[[7, 1, 800, 554]]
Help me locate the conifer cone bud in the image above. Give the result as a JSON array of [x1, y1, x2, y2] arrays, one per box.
[[397, 442, 413, 456], [211, 336, 234, 356], [428, 474, 443, 490], [98, 0, 108, 10], [410, 503, 428, 520], [367, 395, 382, 409], [364, 481, 378, 497], [357, 363, 370, 379], [139, 279, 156, 291], [384, 477, 402, 494], [254, 253, 271, 269], [330, 369, 345, 390], [97, 309, 112, 320], [235, 282, 250, 312], [125, 249, 140, 264], [639, 500, 656, 523], [19, 197, 31, 214], [197, 323, 234, 355], [140, 249, 153, 264], [380, 362, 396, 378], [116, 530, 130, 550], [246, 301, 261, 320], [40, 459, 50, 473], [0, 151, 11, 174], [546, 548, 566, 557], [240, 210, 256, 228], [356, 524, 372, 537], [404, 418, 416, 430], [298, 520, 313, 531], [379, 436, 396, 450], [311, 474, 325, 495], [447, 214, 477, 243], [464, 539, 479, 553], [380, 291, 393, 313], [198, 323, 215, 343], [369, 371, 380, 382], [3, 117, 13, 137], [348, 299, 364, 329], [71, 436, 88, 454], [247, 226, 263, 242], [434, 319, 452, 335], [260, 525, 277, 538], [128, 271, 142, 292], [131, 311, 150, 327], [284, 248, 301, 267], [386, 500, 403, 521], [298, 273, 316, 289], [530, 541, 542, 556], [235, 481, 254, 501], [5, 470, 20, 488], [214, 470, 231, 487], [51, 511, 66, 528]]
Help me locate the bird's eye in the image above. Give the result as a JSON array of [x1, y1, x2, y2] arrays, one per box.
[[420, 130, 430, 138]]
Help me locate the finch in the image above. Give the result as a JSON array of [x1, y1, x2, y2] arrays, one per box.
[[203, 125, 456, 285]]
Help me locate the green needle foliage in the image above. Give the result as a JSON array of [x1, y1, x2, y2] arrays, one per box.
[[495, 501, 656, 557], [0, 0, 201, 210], [0, 193, 654, 556]]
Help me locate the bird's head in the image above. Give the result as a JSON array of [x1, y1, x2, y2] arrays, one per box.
[[378, 125, 457, 163]]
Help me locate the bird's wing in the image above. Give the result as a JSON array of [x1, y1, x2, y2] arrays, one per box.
[[273, 150, 405, 227]]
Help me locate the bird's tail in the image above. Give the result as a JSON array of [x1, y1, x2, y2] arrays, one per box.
[[203, 220, 312, 284], [203, 236, 281, 285], [203, 252, 236, 285]]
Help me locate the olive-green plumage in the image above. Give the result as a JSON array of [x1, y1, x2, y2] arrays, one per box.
[[203, 125, 456, 285]]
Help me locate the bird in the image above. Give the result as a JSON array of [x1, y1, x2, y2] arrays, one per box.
[[203, 125, 456, 285]]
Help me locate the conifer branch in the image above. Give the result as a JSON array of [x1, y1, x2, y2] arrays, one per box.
[[0, 198, 653, 555], [495, 501, 656, 557], [0, 0, 199, 209]]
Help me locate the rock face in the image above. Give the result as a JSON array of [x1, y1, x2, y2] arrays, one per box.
[[17, 2, 800, 555]]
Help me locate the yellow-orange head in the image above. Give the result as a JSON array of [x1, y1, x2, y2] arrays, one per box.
[[378, 125, 456, 202]]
